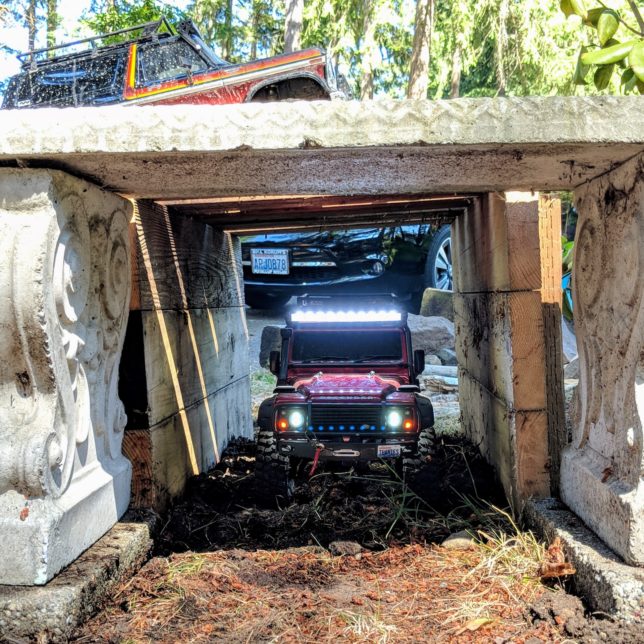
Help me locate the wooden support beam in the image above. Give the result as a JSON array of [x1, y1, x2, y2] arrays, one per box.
[[454, 192, 563, 509]]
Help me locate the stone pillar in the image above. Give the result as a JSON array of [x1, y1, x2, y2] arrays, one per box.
[[561, 153, 644, 566], [454, 192, 563, 510], [0, 169, 132, 585]]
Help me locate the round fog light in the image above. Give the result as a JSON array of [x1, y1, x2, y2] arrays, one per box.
[[289, 410, 305, 428], [387, 410, 403, 428], [371, 260, 384, 275]]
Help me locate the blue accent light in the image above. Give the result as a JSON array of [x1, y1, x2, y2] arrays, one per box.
[[339, 425, 345, 430], [309, 426, 314, 431], [318, 425, 324, 431], [370, 426, 376, 431], [350, 425, 355, 431], [329, 425, 334, 430], [381, 425, 385, 431], [360, 426, 365, 431]]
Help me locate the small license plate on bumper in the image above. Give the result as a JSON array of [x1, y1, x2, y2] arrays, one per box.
[[251, 248, 289, 275], [377, 445, 401, 458]]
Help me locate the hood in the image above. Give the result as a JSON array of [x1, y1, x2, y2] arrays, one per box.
[[293, 372, 401, 402]]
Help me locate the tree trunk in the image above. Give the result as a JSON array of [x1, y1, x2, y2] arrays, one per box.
[[47, 0, 58, 50], [284, 0, 303, 53], [359, 0, 377, 100], [495, 0, 509, 97], [407, 0, 434, 99], [223, 0, 234, 60], [26, 0, 37, 52], [449, 43, 461, 99], [250, 0, 259, 60]]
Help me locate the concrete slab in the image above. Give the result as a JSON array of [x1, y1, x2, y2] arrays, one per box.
[[525, 498, 644, 623], [0, 514, 154, 642], [0, 97, 643, 199]]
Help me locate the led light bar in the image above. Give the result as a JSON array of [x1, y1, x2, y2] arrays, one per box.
[[290, 309, 402, 323]]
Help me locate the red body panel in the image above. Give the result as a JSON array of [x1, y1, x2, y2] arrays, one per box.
[[123, 44, 328, 105]]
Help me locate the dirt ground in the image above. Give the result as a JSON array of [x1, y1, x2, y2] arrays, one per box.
[[74, 437, 642, 643]]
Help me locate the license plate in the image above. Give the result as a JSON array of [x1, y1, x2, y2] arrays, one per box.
[[251, 248, 289, 275], [377, 445, 401, 458]]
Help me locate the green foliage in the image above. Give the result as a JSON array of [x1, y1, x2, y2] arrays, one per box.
[[560, 0, 644, 93], [82, 0, 186, 38]]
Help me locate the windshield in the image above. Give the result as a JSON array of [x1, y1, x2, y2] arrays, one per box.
[[291, 330, 404, 363]]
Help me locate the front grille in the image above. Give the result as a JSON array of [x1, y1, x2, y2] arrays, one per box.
[[310, 404, 385, 433]]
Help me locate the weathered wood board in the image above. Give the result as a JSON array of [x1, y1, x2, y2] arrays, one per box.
[[133, 200, 244, 311], [141, 306, 250, 427]]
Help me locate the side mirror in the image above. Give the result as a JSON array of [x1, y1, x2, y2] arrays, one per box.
[[413, 349, 425, 377], [269, 350, 281, 376]]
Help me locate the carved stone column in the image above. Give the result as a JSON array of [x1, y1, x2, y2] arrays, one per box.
[[561, 152, 644, 566], [0, 169, 132, 585]]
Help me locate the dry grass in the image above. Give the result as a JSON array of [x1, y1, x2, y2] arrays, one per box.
[[78, 516, 561, 643]]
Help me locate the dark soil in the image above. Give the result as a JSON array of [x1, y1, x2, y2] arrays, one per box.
[[155, 434, 506, 555], [74, 435, 643, 643]]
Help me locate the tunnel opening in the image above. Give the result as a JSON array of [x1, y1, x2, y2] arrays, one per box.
[[115, 189, 567, 558]]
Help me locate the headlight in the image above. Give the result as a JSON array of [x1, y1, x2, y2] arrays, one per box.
[[288, 409, 305, 429], [386, 409, 403, 428], [276, 407, 307, 431], [386, 408, 415, 431]]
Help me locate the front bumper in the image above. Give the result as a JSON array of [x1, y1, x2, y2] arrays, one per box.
[[277, 434, 418, 462]]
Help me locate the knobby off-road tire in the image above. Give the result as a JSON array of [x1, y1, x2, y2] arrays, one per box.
[[403, 426, 442, 505], [255, 430, 295, 504]]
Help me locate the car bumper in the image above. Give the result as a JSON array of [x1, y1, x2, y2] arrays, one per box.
[[277, 435, 418, 462]]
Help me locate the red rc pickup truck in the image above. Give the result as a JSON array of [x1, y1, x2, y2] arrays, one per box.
[[255, 296, 438, 502], [2, 18, 348, 109]]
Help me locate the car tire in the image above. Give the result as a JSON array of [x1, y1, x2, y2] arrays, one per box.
[[424, 225, 453, 291], [403, 426, 442, 504], [255, 430, 294, 504], [245, 292, 291, 311]]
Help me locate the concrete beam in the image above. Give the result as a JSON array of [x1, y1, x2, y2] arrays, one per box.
[[0, 97, 643, 199]]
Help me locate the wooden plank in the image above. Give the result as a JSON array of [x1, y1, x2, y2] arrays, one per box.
[[538, 194, 565, 496], [134, 200, 244, 311], [459, 370, 550, 509], [122, 430, 156, 509], [149, 378, 252, 508], [454, 193, 541, 293], [142, 306, 250, 427], [454, 291, 547, 410]]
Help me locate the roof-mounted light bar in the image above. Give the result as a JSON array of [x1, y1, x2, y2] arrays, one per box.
[[290, 309, 402, 323]]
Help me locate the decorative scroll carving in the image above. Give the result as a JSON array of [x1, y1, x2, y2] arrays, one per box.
[[561, 152, 644, 565], [572, 168, 644, 485], [0, 172, 132, 499]]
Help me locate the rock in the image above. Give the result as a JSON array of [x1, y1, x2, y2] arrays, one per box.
[[328, 541, 363, 556], [422, 375, 458, 393], [419, 288, 454, 321], [436, 348, 457, 366], [564, 355, 579, 380], [442, 530, 476, 550], [422, 365, 458, 378], [408, 314, 455, 354], [259, 325, 282, 369], [425, 354, 442, 366], [561, 318, 577, 364]]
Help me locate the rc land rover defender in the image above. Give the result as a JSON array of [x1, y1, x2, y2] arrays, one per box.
[[255, 296, 437, 502]]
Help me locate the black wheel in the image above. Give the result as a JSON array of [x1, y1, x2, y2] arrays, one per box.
[[244, 292, 291, 311], [424, 225, 453, 291], [403, 426, 442, 504], [255, 430, 294, 504]]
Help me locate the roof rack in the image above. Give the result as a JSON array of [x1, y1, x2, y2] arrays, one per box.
[[18, 17, 175, 70]]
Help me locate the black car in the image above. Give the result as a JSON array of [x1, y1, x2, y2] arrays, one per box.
[[241, 224, 452, 310]]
